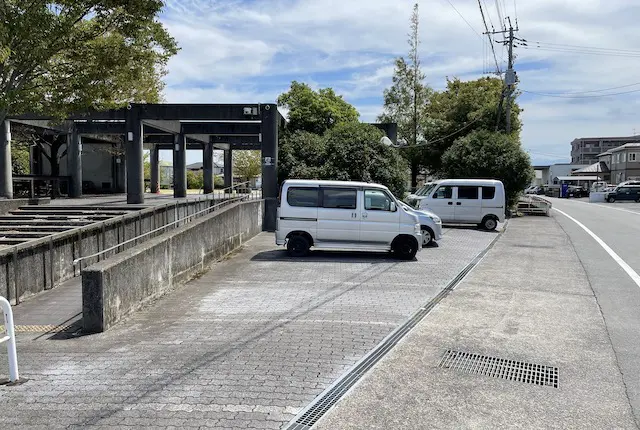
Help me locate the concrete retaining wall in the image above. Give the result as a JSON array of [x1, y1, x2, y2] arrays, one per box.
[[82, 199, 263, 333], [0, 198, 50, 214], [0, 195, 229, 304]]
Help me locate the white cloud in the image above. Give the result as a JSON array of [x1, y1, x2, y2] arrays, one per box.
[[159, 0, 640, 165]]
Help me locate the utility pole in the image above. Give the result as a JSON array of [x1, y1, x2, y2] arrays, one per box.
[[485, 18, 518, 133]]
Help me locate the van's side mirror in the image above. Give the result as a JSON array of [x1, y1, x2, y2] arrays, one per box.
[[390, 202, 397, 212]]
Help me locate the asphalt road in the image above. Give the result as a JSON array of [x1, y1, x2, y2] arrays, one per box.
[[548, 197, 640, 425]]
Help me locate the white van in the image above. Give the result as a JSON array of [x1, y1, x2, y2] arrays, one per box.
[[415, 179, 506, 230], [276, 180, 422, 259]]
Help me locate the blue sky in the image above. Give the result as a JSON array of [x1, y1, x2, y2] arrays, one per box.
[[158, 0, 640, 167]]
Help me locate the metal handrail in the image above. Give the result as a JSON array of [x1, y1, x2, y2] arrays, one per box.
[[0, 296, 19, 383], [73, 181, 259, 266]]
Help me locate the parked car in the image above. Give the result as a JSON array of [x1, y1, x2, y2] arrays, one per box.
[[414, 179, 506, 231], [605, 186, 640, 203], [398, 202, 442, 246], [567, 185, 589, 198], [276, 180, 422, 259]]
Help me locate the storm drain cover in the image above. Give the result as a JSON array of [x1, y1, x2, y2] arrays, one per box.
[[439, 350, 558, 388]]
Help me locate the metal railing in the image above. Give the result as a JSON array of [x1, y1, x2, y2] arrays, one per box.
[[73, 181, 261, 267], [518, 195, 552, 215], [0, 296, 19, 383]]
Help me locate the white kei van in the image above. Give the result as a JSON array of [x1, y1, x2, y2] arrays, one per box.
[[415, 179, 506, 230], [276, 180, 422, 259]]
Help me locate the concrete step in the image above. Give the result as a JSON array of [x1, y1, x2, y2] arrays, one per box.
[[0, 215, 113, 221], [0, 225, 74, 232], [11, 209, 129, 216], [0, 232, 52, 238], [0, 220, 93, 226]]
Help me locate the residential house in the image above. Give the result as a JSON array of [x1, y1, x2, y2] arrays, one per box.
[[602, 143, 640, 184]]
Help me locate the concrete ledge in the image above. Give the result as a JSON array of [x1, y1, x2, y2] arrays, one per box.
[[0, 194, 228, 304], [0, 198, 51, 215], [82, 199, 264, 333]]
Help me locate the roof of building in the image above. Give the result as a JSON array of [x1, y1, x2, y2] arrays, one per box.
[[555, 175, 601, 181], [573, 162, 610, 174], [596, 150, 613, 157], [571, 136, 640, 142], [186, 161, 223, 170], [609, 142, 640, 152]]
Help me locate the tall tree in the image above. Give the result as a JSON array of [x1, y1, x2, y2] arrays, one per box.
[[277, 81, 359, 135], [378, 3, 433, 188], [426, 77, 522, 174], [0, 0, 179, 123], [234, 150, 262, 183], [440, 129, 533, 206]]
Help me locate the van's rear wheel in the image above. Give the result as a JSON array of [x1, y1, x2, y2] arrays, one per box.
[[393, 237, 418, 260], [287, 235, 310, 257], [481, 216, 498, 231]]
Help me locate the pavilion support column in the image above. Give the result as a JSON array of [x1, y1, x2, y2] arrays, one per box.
[[0, 120, 12, 199], [150, 145, 160, 193], [173, 132, 187, 198], [67, 127, 82, 198], [125, 105, 144, 204], [203, 142, 214, 194], [261, 103, 279, 232], [223, 149, 233, 189]]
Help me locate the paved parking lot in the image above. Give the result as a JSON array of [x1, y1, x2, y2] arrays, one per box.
[[1, 227, 498, 429]]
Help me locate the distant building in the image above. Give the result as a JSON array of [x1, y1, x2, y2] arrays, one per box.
[[186, 162, 223, 175], [571, 136, 640, 165], [598, 143, 640, 184], [533, 163, 589, 185]]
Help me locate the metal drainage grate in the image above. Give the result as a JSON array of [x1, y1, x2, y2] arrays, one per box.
[[439, 350, 558, 388], [285, 229, 507, 430]]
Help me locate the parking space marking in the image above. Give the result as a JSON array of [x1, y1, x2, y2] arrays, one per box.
[[553, 207, 640, 288]]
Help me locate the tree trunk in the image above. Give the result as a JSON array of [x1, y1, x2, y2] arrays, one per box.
[[411, 162, 419, 190]]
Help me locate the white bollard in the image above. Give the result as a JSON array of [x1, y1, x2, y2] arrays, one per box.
[[0, 296, 19, 382]]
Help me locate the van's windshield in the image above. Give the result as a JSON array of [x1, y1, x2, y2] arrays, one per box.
[[416, 183, 436, 196]]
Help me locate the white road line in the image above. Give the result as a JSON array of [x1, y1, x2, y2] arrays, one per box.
[[553, 207, 640, 288]]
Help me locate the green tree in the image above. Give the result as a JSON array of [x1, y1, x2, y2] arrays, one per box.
[[233, 150, 262, 183], [440, 129, 533, 206], [277, 81, 359, 135], [11, 143, 30, 175], [186, 170, 203, 190], [378, 3, 434, 188], [426, 77, 521, 174], [277, 130, 327, 184], [278, 123, 408, 197], [0, 0, 179, 123], [324, 123, 408, 197]]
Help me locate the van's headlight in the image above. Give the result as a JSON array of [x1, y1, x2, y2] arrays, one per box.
[[414, 223, 421, 233], [429, 214, 441, 224]]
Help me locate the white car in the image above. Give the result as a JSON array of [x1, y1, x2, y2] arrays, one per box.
[[399, 202, 442, 246]]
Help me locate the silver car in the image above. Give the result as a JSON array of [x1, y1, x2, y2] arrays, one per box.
[[399, 202, 443, 247]]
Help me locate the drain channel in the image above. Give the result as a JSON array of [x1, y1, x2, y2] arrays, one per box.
[[285, 228, 506, 430], [439, 350, 559, 388]]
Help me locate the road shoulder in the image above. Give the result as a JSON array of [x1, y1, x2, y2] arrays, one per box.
[[315, 216, 637, 430]]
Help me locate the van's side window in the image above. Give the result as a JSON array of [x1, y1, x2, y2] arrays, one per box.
[[458, 186, 479, 199], [322, 188, 357, 209], [364, 190, 392, 211], [482, 186, 496, 200], [432, 186, 453, 199], [287, 187, 319, 207]]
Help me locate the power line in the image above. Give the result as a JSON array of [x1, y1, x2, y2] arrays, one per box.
[[520, 39, 640, 54], [494, 0, 505, 30], [519, 45, 640, 58], [512, 0, 518, 27], [523, 82, 640, 95], [477, 0, 501, 74], [442, 0, 483, 39], [521, 88, 640, 98], [392, 117, 484, 148]]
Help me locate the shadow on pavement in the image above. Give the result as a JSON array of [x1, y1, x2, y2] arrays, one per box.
[[251, 249, 420, 263]]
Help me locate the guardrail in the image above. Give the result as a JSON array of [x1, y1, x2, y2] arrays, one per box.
[[518, 195, 552, 216], [73, 181, 261, 267], [0, 296, 19, 383]]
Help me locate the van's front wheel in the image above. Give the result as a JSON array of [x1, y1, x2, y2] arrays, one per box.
[[392, 237, 418, 260], [287, 235, 310, 257]]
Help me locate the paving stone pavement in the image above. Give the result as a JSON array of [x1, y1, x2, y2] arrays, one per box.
[[0, 227, 498, 429]]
